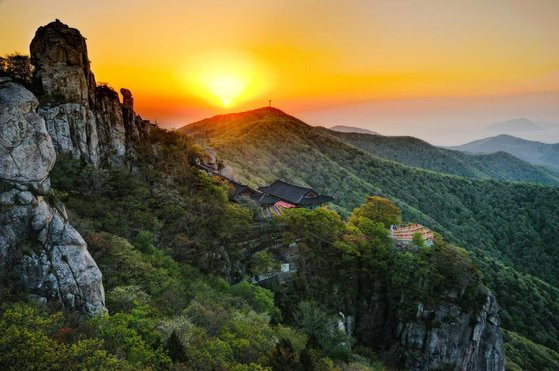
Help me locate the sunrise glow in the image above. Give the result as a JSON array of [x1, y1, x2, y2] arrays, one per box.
[[1, 0, 558, 141], [208, 74, 244, 107], [180, 50, 273, 108]]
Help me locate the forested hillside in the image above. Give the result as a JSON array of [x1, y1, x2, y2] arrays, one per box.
[[317, 129, 559, 186], [181, 107, 559, 367], [1, 124, 510, 369], [0, 126, 382, 370]]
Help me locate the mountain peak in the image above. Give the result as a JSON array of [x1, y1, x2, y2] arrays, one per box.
[[486, 118, 544, 132], [179, 106, 310, 136], [213, 106, 293, 120]]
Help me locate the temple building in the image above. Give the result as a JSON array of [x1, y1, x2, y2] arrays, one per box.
[[195, 160, 334, 217], [229, 180, 260, 199], [258, 180, 334, 209], [390, 223, 434, 246], [231, 179, 334, 217]]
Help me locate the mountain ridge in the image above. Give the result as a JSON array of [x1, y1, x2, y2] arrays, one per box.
[[329, 125, 378, 135], [182, 108, 559, 186], [450, 134, 559, 172], [319, 129, 559, 186]]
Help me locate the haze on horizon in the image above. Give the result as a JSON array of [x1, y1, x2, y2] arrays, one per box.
[[1, 0, 558, 145]]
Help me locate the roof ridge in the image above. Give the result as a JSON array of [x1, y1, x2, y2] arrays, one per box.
[[273, 179, 311, 191]]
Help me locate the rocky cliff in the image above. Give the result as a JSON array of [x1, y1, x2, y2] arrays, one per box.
[[356, 283, 505, 370], [30, 19, 149, 167], [0, 78, 105, 315], [0, 19, 153, 316]]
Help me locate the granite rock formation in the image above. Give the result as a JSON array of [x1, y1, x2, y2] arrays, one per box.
[[30, 19, 148, 167], [356, 283, 505, 370], [0, 79, 105, 315]]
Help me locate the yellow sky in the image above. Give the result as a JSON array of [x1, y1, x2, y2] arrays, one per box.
[[1, 0, 558, 141]]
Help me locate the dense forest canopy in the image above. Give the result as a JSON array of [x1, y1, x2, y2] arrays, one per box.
[[0, 127, 401, 370]]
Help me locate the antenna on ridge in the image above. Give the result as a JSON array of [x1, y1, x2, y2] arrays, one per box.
[[268, 99, 271, 108]]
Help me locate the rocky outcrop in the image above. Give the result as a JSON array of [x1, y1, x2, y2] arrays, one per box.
[[94, 86, 126, 165], [40, 103, 100, 165], [0, 80, 105, 315], [396, 292, 503, 370], [30, 20, 96, 105], [356, 283, 505, 371], [30, 19, 149, 167], [0, 80, 55, 189], [120, 87, 150, 145]]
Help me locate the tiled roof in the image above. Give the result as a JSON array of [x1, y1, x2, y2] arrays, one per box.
[[258, 179, 333, 205]]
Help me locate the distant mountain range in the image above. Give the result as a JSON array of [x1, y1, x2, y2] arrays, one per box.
[[485, 118, 547, 132], [329, 125, 378, 135], [321, 130, 559, 186], [450, 134, 559, 173]]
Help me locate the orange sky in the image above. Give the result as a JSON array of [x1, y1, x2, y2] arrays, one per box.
[[1, 0, 559, 144]]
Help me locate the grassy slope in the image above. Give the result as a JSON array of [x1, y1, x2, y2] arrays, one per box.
[[180, 107, 559, 357]]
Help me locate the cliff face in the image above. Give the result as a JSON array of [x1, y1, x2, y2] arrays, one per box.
[[0, 79, 105, 315], [356, 283, 505, 370], [0, 19, 153, 316], [30, 19, 148, 167]]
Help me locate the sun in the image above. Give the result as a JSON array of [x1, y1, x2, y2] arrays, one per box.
[[208, 74, 246, 107], [181, 50, 273, 108]]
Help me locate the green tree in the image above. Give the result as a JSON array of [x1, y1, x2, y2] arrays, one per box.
[[412, 232, 425, 248], [230, 281, 280, 319], [0, 303, 131, 370], [2, 54, 32, 85], [350, 196, 401, 228], [87, 310, 171, 369]]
